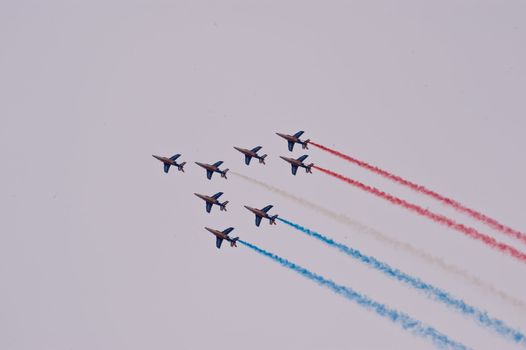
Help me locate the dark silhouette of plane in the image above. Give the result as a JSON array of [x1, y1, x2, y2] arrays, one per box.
[[233, 146, 267, 165], [276, 130, 310, 151], [195, 161, 229, 180], [244, 205, 278, 227], [205, 227, 239, 249], [280, 155, 313, 175], [194, 192, 229, 213], [152, 154, 186, 173]]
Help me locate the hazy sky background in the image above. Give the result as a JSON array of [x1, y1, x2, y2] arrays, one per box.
[[1, 1, 525, 349]]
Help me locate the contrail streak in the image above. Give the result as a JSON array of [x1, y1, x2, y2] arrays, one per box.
[[314, 165, 526, 264], [239, 239, 470, 350], [310, 141, 526, 246], [278, 217, 526, 345], [231, 171, 526, 311]]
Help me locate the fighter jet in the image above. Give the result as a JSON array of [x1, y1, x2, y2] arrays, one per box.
[[280, 155, 313, 175], [233, 146, 267, 166], [276, 130, 310, 151], [194, 192, 229, 213], [195, 161, 229, 180], [244, 205, 278, 227], [152, 154, 186, 173], [205, 227, 239, 249]]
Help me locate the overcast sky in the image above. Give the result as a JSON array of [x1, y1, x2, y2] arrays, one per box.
[[1, 1, 525, 349]]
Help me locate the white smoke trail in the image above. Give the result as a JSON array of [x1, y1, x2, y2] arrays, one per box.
[[231, 171, 526, 312]]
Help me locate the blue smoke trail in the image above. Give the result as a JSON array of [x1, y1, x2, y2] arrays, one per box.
[[277, 217, 526, 346], [239, 239, 469, 350]]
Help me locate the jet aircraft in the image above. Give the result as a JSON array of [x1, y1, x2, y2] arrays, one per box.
[[280, 155, 313, 175], [205, 227, 239, 249], [194, 192, 229, 213], [244, 205, 278, 227], [152, 154, 186, 173], [195, 161, 229, 180], [233, 146, 267, 165], [276, 130, 310, 151]]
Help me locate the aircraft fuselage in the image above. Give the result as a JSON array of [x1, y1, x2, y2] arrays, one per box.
[[206, 227, 228, 240], [195, 162, 219, 172], [194, 193, 218, 204], [205, 227, 236, 246], [244, 206, 269, 219], [280, 156, 303, 167], [276, 133, 298, 143], [280, 155, 313, 175], [195, 161, 228, 179], [153, 155, 176, 165], [276, 132, 309, 151], [233, 147, 257, 157]]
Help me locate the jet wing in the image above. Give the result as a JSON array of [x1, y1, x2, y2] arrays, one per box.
[[206, 170, 213, 180], [293, 130, 304, 138], [255, 215, 262, 227], [297, 154, 308, 162], [170, 154, 181, 161], [261, 205, 273, 213], [206, 202, 213, 213], [213, 161, 224, 167], [164, 163, 171, 173], [251, 146, 262, 153], [245, 155, 252, 165], [288, 140, 295, 152], [222, 227, 234, 235], [216, 237, 223, 249], [212, 192, 223, 199], [291, 164, 298, 175]]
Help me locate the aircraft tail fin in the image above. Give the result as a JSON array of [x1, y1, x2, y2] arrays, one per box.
[[259, 154, 267, 164], [220, 201, 229, 211], [221, 168, 229, 179], [270, 215, 278, 225], [178, 162, 186, 172], [302, 139, 310, 149], [306, 163, 314, 173], [231, 237, 239, 247]]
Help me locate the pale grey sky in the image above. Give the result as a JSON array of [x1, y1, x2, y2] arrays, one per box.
[[1, 1, 525, 349]]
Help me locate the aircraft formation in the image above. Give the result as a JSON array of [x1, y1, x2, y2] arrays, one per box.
[[152, 130, 311, 249], [152, 129, 526, 349]]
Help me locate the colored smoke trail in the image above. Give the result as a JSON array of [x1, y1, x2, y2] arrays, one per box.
[[230, 171, 526, 311], [278, 217, 526, 345], [238, 239, 469, 350], [314, 165, 526, 264], [310, 141, 526, 245]]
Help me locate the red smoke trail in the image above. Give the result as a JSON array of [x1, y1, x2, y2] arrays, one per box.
[[310, 141, 526, 246], [313, 165, 526, 264]]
